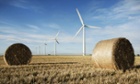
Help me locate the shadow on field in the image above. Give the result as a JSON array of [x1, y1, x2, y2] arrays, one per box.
[[29, 62, 79, 65]]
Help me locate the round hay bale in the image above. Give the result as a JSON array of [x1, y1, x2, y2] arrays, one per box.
[[92, 37, 134, 70], [4, 43, 32, 65]]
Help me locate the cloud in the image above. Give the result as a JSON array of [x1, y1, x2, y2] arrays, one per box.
[[86, 18, 140, 54], [111, 0, 140, 19], [50, 31, 84, 43], [88, 0, 140, 24], [9, 0, 28, 9], [47, 23, 61, 29], [85, 0, 140, 54], [0, 24, 45, 43], [8, 0, 43, 13], [26, 24, 40, 31], [0, 25, 31, 37], [0, 21, 63, 44]]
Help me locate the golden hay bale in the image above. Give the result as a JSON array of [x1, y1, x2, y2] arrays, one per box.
[[92, 37, 134, 70], [4, 43, 32, 65]]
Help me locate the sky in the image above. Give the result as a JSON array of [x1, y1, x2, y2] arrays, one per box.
[[0, 0, 140, 55]]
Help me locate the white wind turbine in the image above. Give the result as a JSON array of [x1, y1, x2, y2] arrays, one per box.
[[74, 8, 100, 56], [53, 31, 60, 56], [44, 43, 47, 55]]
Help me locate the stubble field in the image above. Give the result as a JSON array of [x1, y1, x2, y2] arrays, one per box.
[[0, 56, 140, 84]]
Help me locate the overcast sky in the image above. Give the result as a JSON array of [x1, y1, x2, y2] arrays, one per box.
[[0, 0, 140, 55]]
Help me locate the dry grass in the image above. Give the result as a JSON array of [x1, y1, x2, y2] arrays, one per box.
[[0, 56, 140, 84]]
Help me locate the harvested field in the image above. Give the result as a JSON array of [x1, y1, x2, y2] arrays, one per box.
[[0, 56, 140, 84]]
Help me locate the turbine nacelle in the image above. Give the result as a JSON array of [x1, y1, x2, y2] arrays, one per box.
[[84, 24, 100, 29]]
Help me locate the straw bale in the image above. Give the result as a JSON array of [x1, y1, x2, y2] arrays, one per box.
[[4, 43, 32, 65], [92, 37, 134, 70]]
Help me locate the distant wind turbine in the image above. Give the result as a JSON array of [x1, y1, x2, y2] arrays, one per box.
[[74, 8, 100, 56], [44, 43, 47, 55], [53, 31, 60, 55]]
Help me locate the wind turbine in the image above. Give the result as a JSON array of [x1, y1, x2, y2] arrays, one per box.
[[74, 8, 100, 56], [44, 43, 47, 55], [53, 31, 60, 56]]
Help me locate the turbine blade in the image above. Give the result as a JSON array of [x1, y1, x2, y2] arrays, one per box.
[[76, 8, 84, 25], [73, 26, 83, 39], [55, 39, 59, 44], [55, 31, 60, 38], [85, 25, 100, 28]]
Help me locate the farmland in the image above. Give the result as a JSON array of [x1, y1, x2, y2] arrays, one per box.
[[0, 56, 140, 84]]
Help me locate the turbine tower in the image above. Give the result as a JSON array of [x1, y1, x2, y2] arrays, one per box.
[[53, 31, 60, 56], [74, 8, 100, 56]]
